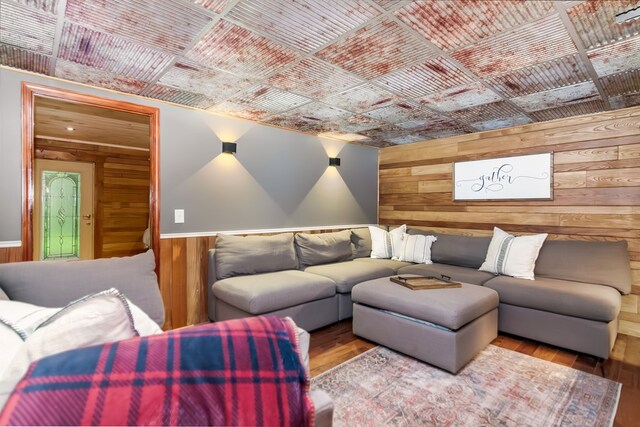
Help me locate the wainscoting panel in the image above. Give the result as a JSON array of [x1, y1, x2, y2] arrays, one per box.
[[379, 105, 640, 337]]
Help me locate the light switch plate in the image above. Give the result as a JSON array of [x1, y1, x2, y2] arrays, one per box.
[[174, 209, 185, 224]]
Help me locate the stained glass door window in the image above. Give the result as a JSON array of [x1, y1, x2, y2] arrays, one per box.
[[41, 171, 81, 260]]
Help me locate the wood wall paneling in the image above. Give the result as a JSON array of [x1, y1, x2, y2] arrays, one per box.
[[379, 105, 640, 337]]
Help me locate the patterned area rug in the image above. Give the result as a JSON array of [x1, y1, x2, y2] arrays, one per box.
[[312, 345, 620, 427]]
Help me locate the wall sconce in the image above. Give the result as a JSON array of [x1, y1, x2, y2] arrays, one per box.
[[222, 142, 237, 154], [329, 157, 341, 167]]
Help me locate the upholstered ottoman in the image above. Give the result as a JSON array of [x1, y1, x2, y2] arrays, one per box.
[[352, 276, 499, 373]]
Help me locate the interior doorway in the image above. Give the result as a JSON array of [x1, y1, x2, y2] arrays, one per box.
[[22, 83, 160, 267], [33, 159, 95, 260]]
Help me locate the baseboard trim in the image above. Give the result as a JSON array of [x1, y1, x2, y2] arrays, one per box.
[[160, 224, 376, 239]]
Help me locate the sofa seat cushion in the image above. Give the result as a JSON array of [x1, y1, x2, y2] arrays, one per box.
[[397, 263, 495, 285], [483, 276, 621, 322], [305, 261, 395, 293], [213, 271, 336, 315], [353, 258, 413, 273]]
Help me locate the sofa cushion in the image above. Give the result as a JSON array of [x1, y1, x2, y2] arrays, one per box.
[[0, 250, 164, 326], [295, 230, 352, 268], [353, 258, 413, 273], [409, 228, 491, 268], [305, 261, 395, 293], [534, 240, 631, 294], [397, 263, 495, 285], [216, 233, 298, 279], [213, 271, 336, 314], [483, 276, 621, 322], [351, 228, 372, 259]]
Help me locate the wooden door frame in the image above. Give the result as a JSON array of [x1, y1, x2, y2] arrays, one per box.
[[21, 82, 160, 269]]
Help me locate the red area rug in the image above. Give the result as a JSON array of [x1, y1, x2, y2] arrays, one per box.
[[312, 345, 620, 427]]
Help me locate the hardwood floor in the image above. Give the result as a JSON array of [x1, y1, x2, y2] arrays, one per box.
[[309, 320, 640, 427]]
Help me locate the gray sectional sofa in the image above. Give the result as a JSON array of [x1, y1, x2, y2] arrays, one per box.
[[208, 227, 632, 360]]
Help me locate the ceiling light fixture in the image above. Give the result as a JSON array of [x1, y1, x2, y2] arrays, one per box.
[[615, 6, 640, 23], [329, 157, 341, 167], [66, 126, 75, 131], [222, 142, 237, 154]]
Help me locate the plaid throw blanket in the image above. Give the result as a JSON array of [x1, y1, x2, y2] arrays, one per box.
[[0, 316, 314, 426]]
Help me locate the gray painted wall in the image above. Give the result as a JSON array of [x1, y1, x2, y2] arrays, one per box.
[[0, 67, 378, 241]]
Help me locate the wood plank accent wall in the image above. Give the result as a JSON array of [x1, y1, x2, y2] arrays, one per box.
[[379, 105, 640, 337], [35, 138, 150, 259]]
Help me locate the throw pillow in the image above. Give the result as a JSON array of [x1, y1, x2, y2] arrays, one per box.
[[0, 288, 9, 301], [399, 234, 438, 264], [350, 228, 372, 258], [369, 225, 407, 259], [295, 230, 352, 268], [479, 227, 548, 280], [0, 321, 23, 379]]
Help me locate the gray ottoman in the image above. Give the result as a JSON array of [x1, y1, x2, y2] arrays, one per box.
[[352, 276, 499, 373]]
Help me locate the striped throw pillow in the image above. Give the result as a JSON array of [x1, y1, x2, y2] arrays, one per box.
[[399, 234, 438, 264], [479, 227, 548, 280]]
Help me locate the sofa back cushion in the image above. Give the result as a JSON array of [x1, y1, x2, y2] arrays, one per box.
[[351, 228, 372, 258], [534, 239, 631, 294], [215, 233, 298, 280], [0, 250, 164, 326], [409, 228, 491, 268], [295, 230, 352, 268]]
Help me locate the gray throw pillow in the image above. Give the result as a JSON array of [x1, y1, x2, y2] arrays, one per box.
[[295, 230, 353, 268], [215, 233, 298, 280], [351, 228, 372, 259]]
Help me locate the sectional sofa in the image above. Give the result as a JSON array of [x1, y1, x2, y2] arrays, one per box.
[[208, 226, 632, 359]]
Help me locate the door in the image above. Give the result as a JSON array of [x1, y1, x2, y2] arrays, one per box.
[[33, 159, 95, 260]]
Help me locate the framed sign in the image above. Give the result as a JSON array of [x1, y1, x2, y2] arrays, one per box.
[[453, 153, 553, 201]]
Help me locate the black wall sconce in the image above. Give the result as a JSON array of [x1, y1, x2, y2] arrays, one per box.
[[329, 157, 341, 167], [222, 142, 237, 154]]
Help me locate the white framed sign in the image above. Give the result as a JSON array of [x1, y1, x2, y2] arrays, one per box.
[[453, 153, 553, 201]]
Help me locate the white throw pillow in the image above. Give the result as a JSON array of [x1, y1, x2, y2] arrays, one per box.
[[399, 234, 438, 264], [479, 227, 548, 280], [0, 321, 23, 379], [369, 225, 406, 259]]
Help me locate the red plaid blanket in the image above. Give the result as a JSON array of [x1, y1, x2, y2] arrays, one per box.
[[0, 316, 314, 426]]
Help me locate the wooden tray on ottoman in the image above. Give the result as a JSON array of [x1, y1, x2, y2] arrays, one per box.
[[390, 276, 462, 290]]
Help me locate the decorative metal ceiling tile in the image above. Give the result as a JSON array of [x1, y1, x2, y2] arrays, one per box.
[[145, 84, 217, 109], [449, 101, 523, 123], [609, 93, 640, 108], [262, 115, 329, 133], [452, 15, 578, 77], [54, 59, 149, 94], [267, 57, 363, 100], [7, 0, 59, 14], [65, 0, 212, 54], [372, 0, 405, 12], [159, 61, 252, 101], [58, 23, 174, 82], [332, 115, 386, 133], [416, 128, 469, 140], [470, 114, 533, 131], [395, 0, 555, 51], [418, 82, 502, 112], [485, 54, 591, 98], [359, 124, 403, 140], [191, 0, 230, 14], [600, 69, 640, 97], [317, 131, 370, 142], [511, 81, 600, 112], [187, 19, 300, 78], [209, 101, 271, 121], [588, 36, 640, 77], [364, 102, 431, 123], [0, 44, 50, 74], [315, 17, 437, 80], [386, 134, 428, 145], [323, 83, 399, 113], [375, 56, 475, 99], [0, 1, 56, 54], [529, 99, 606, 121], [224, 84, 311, 114], [226, 0, 380, 53], [282, 102, 351, 122], [567, 0, 640, 50]]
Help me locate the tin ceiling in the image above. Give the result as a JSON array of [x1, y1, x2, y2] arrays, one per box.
[[1, 0, 639, 148]]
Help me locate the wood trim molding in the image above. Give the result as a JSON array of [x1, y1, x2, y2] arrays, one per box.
[[21, 82, 160, 269]]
